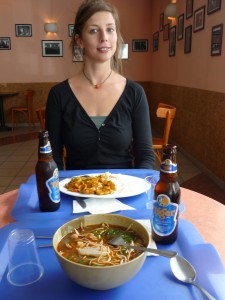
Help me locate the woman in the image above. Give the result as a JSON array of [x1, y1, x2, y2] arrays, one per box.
[[46, 0, 155, 170]]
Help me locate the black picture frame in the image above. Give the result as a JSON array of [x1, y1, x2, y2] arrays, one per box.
[[194, 6, 205, 33], [169, 26, 176, 57], [132, 39, 148, 52], [153, 32, 159, 52], [186, 0, 194, 19], [0, 37, 11, 50], [42, 40, 63, 57], [211, 24, 223, 56], [177, 14, 184, 40], [163, 23, 170, 41], [160, 13, 164, 31], [15, 24, 32, 37], [207, 0, 221, 14], [68, 24, 74, 37], [184, 25, 192, 53]]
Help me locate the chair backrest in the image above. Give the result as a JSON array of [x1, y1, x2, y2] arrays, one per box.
[[36, 106, 46, 130], [24, 90, 35, 110], [156, 103, 176, 145]]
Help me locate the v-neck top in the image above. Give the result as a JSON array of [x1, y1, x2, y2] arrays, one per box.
[[45, 79, 155, 170], [90, 116, 106, 129]]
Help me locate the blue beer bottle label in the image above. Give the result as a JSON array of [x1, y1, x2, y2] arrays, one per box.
[[153, 194, 178, 236], [160, 159, 177, 174], [40, 141, 52, 154], [45, 168, 60, 203]]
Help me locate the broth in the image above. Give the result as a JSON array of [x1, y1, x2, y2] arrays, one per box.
[[57, 223, 146, 266]]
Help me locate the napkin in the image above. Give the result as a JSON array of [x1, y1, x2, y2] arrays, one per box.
[[136, 219, 157, 256], [73, 198, 135, 214]]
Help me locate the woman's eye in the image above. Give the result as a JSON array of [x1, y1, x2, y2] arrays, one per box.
[[90, 28, 98, 34], [107, 27, 115, 33]]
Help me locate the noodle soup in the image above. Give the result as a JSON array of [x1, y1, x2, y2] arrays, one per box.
[[57, 223, 146, 266], [53, 214, 150, 290]]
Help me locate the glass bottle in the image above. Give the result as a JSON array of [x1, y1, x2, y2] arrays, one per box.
[[35, 130, 60, 212], [152, 144, 180, 244]]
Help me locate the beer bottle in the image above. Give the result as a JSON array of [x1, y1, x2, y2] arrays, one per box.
[[35, 130, 60, 212], [152, 144, 180, 244]]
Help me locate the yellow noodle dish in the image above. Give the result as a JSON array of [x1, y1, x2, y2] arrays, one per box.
[[57, 222, 145, 266]]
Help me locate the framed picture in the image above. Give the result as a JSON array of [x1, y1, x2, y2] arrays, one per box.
[[177, 14, 184, 40], [184, 25, 192, 53], [153, 32, 159, 52], [132, 39, 148, 52], [119, 43, 128, 59], [15, 24, 32, 37], [169, 26, 176, 57], [211, 24, 223, 56], [160, 13, 164, 31], [73, 47, 84, 62], [0, 37, 11, 50], [207, 0, 221, 14], [68, 24, 74, 37], [163, 23, 170, 41], [186, 0, 194, 19], [194, 6, 205, 33], [42, 40, 63, 57]]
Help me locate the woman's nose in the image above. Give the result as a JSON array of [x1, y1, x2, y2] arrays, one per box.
[[100, 30, 108, 42]]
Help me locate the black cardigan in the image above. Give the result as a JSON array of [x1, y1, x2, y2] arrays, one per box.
[[45, 79, 155, 170]]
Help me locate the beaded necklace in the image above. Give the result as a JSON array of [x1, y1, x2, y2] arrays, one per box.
[[83, 69, 112, 89]]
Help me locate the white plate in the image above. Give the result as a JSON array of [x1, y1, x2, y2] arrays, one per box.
[[59, 173, 148, 199]]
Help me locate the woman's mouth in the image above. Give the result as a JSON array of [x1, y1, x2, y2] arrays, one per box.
[[97, 47, 111, 53]]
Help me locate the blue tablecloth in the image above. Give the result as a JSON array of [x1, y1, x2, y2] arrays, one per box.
[[0, 169, 224, 300]]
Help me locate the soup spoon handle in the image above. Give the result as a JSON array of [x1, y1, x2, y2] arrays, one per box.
[[124, 245, 177, 258], [192, 282, 216, 300]]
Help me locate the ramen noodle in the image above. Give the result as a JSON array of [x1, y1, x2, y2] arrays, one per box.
[[65, 173, 116, 195], [57, 223, 146, 266]]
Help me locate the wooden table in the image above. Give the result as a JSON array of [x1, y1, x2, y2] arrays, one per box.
[[0, 187, 225, 266], [0, 91, 18, 131]]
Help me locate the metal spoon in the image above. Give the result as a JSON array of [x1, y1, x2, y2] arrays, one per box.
[[170, 255, 216, 300], [108, 236, 177, 258]]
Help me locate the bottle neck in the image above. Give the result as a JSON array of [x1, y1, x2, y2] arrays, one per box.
[[160, 170, 177, 181], [160, 148, 178, 179], [38, 137, 53, 158]]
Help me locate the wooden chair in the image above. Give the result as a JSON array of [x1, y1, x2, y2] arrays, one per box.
[[36, 106, 46, 130], [11, 90, 35, 130], [152, 103, 176, 163]]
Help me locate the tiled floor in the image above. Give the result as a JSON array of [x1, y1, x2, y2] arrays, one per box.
[[0, 127, 224, 204]]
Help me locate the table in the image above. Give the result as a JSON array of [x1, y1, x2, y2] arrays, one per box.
[[1, 181, 224, 265], [0, 91, 18, 131], [181, 187, 225, 266], [0, 170, 225, 300]]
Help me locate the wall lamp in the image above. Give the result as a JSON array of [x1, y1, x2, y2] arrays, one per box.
[[44, 22, 58, 33], [164, 2, 177, 19]]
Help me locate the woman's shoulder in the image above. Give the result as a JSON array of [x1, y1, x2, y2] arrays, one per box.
[[126, 79, 145, 92], [50, 79, 70, 93]]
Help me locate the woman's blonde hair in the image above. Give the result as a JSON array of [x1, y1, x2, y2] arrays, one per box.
[[71, 0, 124, 73]]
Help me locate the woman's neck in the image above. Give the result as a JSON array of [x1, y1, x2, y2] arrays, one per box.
[[82, 64, 113, 89]]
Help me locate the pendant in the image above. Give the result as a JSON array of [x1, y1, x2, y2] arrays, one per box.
[[95, 84, 101, 89]]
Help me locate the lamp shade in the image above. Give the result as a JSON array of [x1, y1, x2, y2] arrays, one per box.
[[164, 3, 177, 18], [44, 23, 58, 33]]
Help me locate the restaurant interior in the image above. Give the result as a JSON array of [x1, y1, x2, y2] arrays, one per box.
[[0, 1, 225, 298]]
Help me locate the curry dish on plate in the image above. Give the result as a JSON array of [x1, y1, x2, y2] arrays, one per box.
[[64, 174, 116, 195]]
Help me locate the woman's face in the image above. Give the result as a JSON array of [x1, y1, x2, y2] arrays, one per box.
[[78, 11, 117, 63]]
